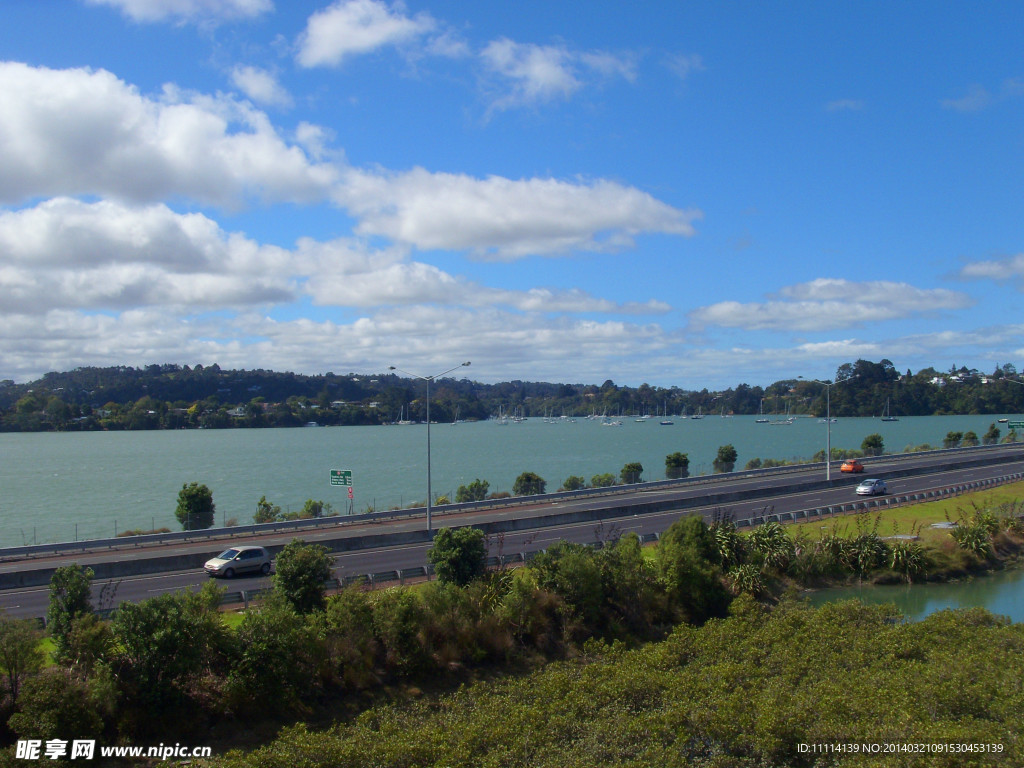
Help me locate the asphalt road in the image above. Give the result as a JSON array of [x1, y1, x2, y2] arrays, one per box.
[[3, 446, 1023, 619]]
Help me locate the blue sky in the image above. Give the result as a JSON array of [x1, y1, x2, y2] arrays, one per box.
[[1, 0, 1022, 388]]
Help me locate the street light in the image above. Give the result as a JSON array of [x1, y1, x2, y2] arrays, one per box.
[[388, 361, 471, 533], [799, 376, 836, 481]]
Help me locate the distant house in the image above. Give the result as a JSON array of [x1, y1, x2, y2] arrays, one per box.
[[227, 406, 246, 418]]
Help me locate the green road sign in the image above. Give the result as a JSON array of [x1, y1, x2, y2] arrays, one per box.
[[330, 469, 353, 487], [1008, 421, 1024, 429]]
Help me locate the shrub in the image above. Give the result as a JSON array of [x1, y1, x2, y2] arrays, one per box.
[[175, 481, 215, 530], [273, 540, 333, 614], [427, 527, 487, 587], [513, 472, 546, 496], [562, 475, 586, 491]]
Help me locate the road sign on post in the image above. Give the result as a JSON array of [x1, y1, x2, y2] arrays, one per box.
[[330, 469, 353, 487], [1008, 421, 1024, 429]]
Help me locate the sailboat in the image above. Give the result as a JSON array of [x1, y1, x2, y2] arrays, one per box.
[[769, 402, 793, 425], [659, 401, 674, 425], [690, 407, 704, 420], [755, 398, 769, 424], [881, 398, 899, 422]]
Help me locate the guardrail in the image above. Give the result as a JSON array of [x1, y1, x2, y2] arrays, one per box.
[[3, 442, 1021, 562]]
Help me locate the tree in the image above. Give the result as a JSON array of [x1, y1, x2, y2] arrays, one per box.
[[591, 473, 616, 488], [47, 564, 94, 664], [254, 494, 281, 524], [713, 444, 738, 474], [110, 585, 232, 720], [427, 527, 487, 586], [0, 613, 44, 704], [861, 433, 884, 456], [962, 430, 980, 447], [273, 539, 333, 614], [620, 462, 643, 484], [175, 481, 215, 530], [562, 475, 586, 491], [984, 423, 1001, 445], [655, 516, 730, 624], [944, 431, 963, 449], [8, 670, 103, 744], [665, 452, 690, 479], [456, 479, 489, 503], [513, 471, 546, 496]]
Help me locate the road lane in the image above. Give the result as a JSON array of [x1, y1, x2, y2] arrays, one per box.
[[3, 450, 1022, 619]]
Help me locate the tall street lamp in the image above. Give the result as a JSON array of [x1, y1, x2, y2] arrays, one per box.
[[799, 376, 835, 481], [388, 361, 471, 533]]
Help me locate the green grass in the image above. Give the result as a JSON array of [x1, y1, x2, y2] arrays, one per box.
[[786, 480, 1024, 547]]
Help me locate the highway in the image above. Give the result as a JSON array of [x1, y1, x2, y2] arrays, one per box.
[[2, 445, 1023, 619]]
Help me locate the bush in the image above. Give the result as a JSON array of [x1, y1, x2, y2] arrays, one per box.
[[665, 452, 690, 479], [590, 473, 616, 488], [273, 540, 333, 614], [712, 444, 738, 474], [47, 564, 94, 665], [8, 669, 104, 744], [427, 527, 487, 587], [175, 481, 215, 530], [456, 479, 489, 503], [619, 462, 643, 484], [562, 475, 586, 491], [513, 472, 546, 496]]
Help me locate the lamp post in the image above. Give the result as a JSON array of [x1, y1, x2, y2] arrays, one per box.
[[799, 376, 834, 481], [388, 361, 471, 533]]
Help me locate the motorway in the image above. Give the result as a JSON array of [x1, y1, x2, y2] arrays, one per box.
[[2, 445, 1023, 619]]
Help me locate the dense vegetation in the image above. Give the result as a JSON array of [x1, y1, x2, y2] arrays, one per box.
[[205, 599, 1024, 768], [1, 495, 1021, 766], [2, 358, 1023, 432]]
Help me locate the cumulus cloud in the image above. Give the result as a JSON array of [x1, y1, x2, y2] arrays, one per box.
[[690, 278, 974, 332], [230, 65, 293, 109], [337, 167, 700, 259], [84, 0, 272, 24], [0, 198, 294, 313], [0, 198, 669, 321], [0, 62, 337, 207], [958, 253, 1024, 283], [481, 38, 636, 111], [296, 0, 436, 68]]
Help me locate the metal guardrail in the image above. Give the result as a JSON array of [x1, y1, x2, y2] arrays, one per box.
[[4, 443, 1021, 561]]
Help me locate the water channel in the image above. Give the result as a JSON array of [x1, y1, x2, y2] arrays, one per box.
[[806, 566, 1024, 623]]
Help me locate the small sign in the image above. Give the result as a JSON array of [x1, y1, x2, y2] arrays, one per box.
[[330, 469, 352, 487], [1008, 421, 1024, 429]]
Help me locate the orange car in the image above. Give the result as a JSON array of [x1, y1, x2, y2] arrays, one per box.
[[840, 459, 864, 473]]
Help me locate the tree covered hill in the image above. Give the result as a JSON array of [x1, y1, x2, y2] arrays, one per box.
[[1, 359, 1022, 432]]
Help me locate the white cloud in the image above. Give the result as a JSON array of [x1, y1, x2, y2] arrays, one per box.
[[958, 253, 1024, 282], [0, 198, 294, 313], [337, 167, 700, 259], [826, 99, 864, 112], [481, 38, 637, 111], [230, 65, 293, 109], [664, 53, 704, 81], [941, 79, 1024, 113], [0, 62, 336, 207], [296, 0, 436, 68], [0, 198, 669, 319], [690, 278, 974, 332], [84, 0, 272, 24]]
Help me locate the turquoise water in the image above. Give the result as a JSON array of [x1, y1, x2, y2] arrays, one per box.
[[0, 414, 1016, 546], [806, 567, 1024, 623]]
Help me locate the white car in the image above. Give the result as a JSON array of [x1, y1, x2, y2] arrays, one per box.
[[855, 478, 887, 496], [204, 545, 272, 578]]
